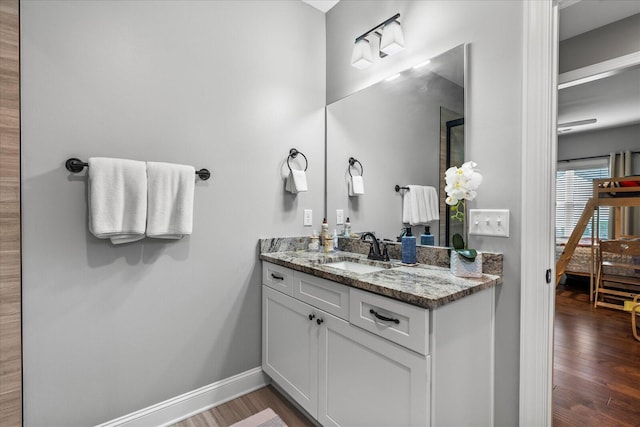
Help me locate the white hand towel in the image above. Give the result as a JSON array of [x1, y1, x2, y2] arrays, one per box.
[[146, 162, 195, 239], [348, 176, 365, 196], [402, 185, 439, 225], [285, 169, 308, 193], [88, 157, 147, 244]]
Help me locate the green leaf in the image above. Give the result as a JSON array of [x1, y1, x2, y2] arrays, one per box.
[[452, 233, 465, 250], [456, 248, 477, 262]]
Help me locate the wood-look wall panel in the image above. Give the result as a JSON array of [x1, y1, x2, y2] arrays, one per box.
[[0, 0, 22, 425]]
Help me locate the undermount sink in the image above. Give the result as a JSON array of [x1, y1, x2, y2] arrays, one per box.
[[324, 261, 389, 275]]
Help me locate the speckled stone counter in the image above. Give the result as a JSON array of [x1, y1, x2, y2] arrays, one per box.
[[259, 238, 502, 310]]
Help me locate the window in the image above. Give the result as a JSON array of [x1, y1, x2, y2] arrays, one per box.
[[556, 159, 609, 240]]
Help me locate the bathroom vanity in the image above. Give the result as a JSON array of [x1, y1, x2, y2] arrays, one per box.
[[260, 244, 501, 427]]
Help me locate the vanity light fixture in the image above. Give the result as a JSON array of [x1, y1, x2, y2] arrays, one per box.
[[351, 39, 374, 69], [351, 13, 405, 69]]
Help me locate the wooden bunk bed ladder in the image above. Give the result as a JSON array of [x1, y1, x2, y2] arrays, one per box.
[[556, 197, 596, 285]]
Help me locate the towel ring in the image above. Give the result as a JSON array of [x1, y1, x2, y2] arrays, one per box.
[[348, 157, 363, 177], [64, 157, 212, 180], [287, 148, 308, 172]]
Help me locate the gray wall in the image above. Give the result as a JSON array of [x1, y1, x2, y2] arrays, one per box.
[[20, 1, 325, 425], [559, 13, 640, 73], [558, 123, 640, 166], [327, 1, 523, 425]]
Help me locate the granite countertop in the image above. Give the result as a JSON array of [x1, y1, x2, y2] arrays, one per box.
[[260, 250, 502, 310]]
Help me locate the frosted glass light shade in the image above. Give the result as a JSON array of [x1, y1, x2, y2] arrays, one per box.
[[380, 21, 405, 56], [351, 39, 373, 69]]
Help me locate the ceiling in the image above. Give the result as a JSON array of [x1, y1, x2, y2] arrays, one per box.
[[558, 1, 640, 135], [301, 0, 339, 13]]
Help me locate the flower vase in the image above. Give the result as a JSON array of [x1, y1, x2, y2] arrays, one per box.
[[450, 251, 483, 278]]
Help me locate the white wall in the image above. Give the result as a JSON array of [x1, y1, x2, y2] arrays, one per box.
[[20, 1, 325, 425], [326, 1, 523, 425]]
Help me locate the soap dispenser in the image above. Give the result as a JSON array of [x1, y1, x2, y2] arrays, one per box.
[[343, 217, 351, 237], [321, 218, 330, 253], [420, 225, 434, 246], [401, 226, 416, 264]]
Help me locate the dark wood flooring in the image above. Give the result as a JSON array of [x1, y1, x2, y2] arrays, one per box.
[[170, 385, 314, 427], [554, 277, 640, 426]]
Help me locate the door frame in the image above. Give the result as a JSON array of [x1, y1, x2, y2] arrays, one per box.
[[519, 1, 558, 425]]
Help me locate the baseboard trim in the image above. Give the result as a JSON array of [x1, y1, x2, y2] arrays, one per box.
[[96, 367, 269, 427]]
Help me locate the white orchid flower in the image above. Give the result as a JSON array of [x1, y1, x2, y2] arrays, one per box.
[[445, 196, 458, 206], [444, 161, 482, 204]]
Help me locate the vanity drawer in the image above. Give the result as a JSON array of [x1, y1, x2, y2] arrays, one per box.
[[262, 262, 294, 296], [349, 288, 429, 355], [293, 271, 349, 320]]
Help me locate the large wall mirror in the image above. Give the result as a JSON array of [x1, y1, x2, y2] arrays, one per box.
[[326, 44, 466, 247]]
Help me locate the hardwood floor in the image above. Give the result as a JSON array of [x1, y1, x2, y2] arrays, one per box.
[[553, 278, 640, 426], [170, 385, 315, 427]]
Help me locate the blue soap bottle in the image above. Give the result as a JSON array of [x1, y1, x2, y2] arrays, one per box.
[[420, 226, 434, 246], [401, 227, 416, 264]]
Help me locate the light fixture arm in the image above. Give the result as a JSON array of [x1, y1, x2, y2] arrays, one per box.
[[354, 13, 401, 58]]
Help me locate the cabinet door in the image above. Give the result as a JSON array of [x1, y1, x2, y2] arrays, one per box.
[[318, 313, 430, 427], [262, 286, 319, 417]]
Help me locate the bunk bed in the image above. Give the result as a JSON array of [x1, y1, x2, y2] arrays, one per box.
[[556, 176, 640, 304]]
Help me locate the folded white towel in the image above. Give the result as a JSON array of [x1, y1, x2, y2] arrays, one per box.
[[348, 176, 365, 196], [402, 185, 439, 225], [285, 169, 308, 193], [88, 157, 147, 244], [146, 161, 195, 239]]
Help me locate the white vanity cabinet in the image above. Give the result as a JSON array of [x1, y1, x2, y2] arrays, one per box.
[[262, 261, 495, 427], [318, 311, 429, 427]]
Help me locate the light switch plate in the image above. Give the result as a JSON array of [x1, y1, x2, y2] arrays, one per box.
[[468, 209, 510, 237], [336, 209, 344, 225], [303, 209, 313, 226]]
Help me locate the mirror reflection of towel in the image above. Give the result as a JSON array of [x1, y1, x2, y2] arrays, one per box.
[[349, 176, 365, 196], [402, 185, 439, 225], [286, 169, 308, 193]]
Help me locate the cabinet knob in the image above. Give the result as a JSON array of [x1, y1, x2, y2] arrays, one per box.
[[308, 314, 316, 321], [316, 318, 324, 325]]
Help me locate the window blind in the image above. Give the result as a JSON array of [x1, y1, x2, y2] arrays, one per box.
[[556, 159, 609, 240]]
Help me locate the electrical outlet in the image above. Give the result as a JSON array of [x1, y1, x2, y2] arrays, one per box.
[[336, 209, 344, 225], [468, 209, 510, 237], [303, 209, 313, 226]]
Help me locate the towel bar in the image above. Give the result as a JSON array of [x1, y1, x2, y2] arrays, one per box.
[[65, 158, 211, 180], [395, 185, 409, 192], [348, 157, 363, 177], [287, 148, 308, 172]]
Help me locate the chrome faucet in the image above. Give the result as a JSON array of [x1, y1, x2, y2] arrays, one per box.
[[361, 232, 389, 261]]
